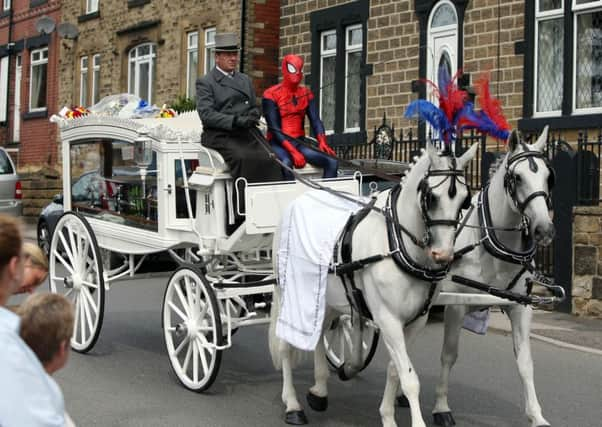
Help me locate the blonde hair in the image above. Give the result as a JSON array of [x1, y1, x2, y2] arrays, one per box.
[[23, 242, 48, 271], [18, 293, 74, 364]]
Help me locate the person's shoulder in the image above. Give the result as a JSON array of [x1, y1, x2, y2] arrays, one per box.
[[263, 83, 283, 99]]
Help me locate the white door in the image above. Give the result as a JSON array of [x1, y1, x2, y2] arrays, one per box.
[[13, 54, 21, 142]]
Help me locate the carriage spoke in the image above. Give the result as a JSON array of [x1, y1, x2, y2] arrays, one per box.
[[173, 336, 190, 357], [81, 280, 99, 290], [72, 294, 81, 344], [168, 301, 188, 322], [81, 287, 99, 316], [181, 341, 193, 372], [174, 282, 191, 318], [79, 291, 87, 343], [192, 339, 199, 383], [80, 289, 95, 333], [53, 250, 74, 276], [62, 225, 78, 267], [184, 277, 194, 315], [196, 337, 209, 374]]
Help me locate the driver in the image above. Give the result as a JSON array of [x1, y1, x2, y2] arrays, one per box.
[[262, 54, 338, 180]]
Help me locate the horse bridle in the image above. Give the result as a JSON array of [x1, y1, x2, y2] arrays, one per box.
[[503, 145, 555, 213], [416, 157, 471, 246]]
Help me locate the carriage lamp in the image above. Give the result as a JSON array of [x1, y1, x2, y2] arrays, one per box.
[[134, 129, 153, 205]]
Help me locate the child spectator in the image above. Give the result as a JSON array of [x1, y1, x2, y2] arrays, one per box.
[[19, 293, 76, 426], [15, 242, 49, 295]]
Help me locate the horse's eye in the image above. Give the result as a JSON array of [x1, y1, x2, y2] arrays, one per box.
[[514, 175, 522, 183]]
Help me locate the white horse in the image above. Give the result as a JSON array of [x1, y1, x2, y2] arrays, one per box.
[[425, 126, 556, 427], [269, 142, 479, 427]]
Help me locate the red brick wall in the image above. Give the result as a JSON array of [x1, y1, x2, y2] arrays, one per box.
[[248, 0, 280, 98], [0, 0, 61, 170]]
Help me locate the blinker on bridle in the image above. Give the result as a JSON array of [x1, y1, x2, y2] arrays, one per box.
[[503, 142, 555, 213]]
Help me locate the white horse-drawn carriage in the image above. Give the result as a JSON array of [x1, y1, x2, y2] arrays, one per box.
[[49, 110, 564, 427]]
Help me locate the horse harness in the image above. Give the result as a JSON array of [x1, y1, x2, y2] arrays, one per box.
[[332, 163, 469, 326]]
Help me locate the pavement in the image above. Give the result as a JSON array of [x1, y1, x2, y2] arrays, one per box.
[[20, 217, 602, 357]]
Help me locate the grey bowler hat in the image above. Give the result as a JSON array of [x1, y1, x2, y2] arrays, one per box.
[[214, 33, 240, 52]]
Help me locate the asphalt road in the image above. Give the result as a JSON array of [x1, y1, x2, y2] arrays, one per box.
[[47, 274, 601, 427]]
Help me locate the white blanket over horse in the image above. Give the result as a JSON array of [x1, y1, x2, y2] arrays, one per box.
[[276, 190, 363, 350]]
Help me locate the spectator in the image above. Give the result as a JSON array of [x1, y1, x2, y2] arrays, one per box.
[[15, 242, 49, 295], [0, 214, 65, 427], [18, 293, 76, 427]]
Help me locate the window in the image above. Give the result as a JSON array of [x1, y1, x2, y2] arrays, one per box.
[[3, 0, 11, 12], [92, 54, 100, 104], [525, 0, 602, 125], [86, 0, 99, 14], [186, 31, 198, 99], [29, 47, 48, 111], [80, 56, 88, 107], [0, 56, 8, 122], [320, 30, 336, 133], [128, 43, 156, 103], [204, 27, 216, 74], [311, 0, 368, 142]]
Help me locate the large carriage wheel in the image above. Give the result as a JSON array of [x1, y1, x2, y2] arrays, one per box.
[[162, 266, 223, 392], [49, 211, 105, 353], [323, 314, 379, 372]]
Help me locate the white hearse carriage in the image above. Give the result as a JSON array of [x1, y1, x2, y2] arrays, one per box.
[[50, 112, 367, 391]]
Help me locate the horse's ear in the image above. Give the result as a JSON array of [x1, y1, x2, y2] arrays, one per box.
[[425, 141, 442, 167], [457, 142, 479, 169], [508, 129, 521, 152], [532, 125, 549, 152]]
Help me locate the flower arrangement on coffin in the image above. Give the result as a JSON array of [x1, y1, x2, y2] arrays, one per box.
[[58, 106, 90, 119]]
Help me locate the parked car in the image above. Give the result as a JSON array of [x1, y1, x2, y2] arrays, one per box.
[[0, 147, 22, 217]]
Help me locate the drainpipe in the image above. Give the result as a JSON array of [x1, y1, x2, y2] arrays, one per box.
[[3, 6, 14, 132], [239, 0, 246, 73]]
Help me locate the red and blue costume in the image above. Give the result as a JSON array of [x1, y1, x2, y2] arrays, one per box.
[[262, 54, 338, 180]]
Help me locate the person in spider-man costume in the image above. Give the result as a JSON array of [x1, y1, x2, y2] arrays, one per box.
[[262, 54, 338, 180]]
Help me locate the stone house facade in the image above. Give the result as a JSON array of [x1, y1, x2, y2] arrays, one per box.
[[279, 0, 602, 145], [0, 0, 62, 168]]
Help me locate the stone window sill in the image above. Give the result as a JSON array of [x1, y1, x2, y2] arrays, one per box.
[[128, 0, 151, 8], [78, 11, 100, 23], [23, 110, 48, 120]]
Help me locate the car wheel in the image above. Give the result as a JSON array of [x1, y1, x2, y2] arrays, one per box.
[[37, 221, 51, 257]]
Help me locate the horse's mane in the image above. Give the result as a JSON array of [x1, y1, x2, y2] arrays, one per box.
[[488, 155, 506, 181]]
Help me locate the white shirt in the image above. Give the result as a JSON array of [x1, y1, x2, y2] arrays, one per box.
[[0, 306, 65, 427], [216, 65, 234, 78]]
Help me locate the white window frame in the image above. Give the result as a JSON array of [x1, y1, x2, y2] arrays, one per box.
[[571, 1, 602, 114], [80, 56, 88, 107], [0, 56, 8, 122], [344, 24, 362, 133], [128, 43, 156, 103], [320, 29, 337, 134], [3, 0, 11, 12], [204, 27, 216, 75], [29, 47, 48, 112], [92, 54, 100, 105], [186, 31, 198, 99], [533, 1, 564, 117], [86, 0, 99, 14]]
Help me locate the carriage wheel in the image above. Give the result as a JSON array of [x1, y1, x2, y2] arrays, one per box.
[[162, 266, 223, 392], [49, 212, 105, 353], [323, 314, 379, 372]]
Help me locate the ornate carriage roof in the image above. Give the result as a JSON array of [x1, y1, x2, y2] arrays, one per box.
[[53, 110, 203, 143]]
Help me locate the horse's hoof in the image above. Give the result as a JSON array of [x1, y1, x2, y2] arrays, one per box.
[[433, 411, 456, 426], [396, 394, 409, 407], [285, 410, 308, 425], [307, 391, 328, 412]]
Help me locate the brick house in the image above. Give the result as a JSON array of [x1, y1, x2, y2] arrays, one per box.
[[58, 0, 280, 119], [279, 0, 602, 145], [0, 0, 61, 169]]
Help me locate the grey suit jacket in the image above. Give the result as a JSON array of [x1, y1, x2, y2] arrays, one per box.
[[196, 68, 259, 131]]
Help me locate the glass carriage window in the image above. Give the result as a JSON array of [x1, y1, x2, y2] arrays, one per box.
[[186, 32, 198, 99], [174, 159, 198, 219], [345, 25, 362, 132], [79, 56, 88, 107], [92, 54, 101, 105], [574, 10, 602, 110], [70, 140, 158, 231], [29, 47, 48, 111], [128, 44, 156, 103], [204, 28, 216, 75], [535, 5, 564, 114], [320, 30, 336, 133], [431, 3, 457, 27]]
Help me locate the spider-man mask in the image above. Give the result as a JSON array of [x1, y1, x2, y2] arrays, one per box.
[[282, 54, 304, 90]]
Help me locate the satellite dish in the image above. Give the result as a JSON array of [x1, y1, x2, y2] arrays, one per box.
[[57, 22, 80, 40], [35, 16, 56, 35]]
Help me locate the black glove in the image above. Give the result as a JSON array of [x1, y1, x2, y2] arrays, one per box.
[[234, 115, 259, 129]]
